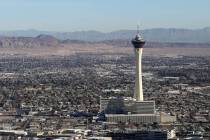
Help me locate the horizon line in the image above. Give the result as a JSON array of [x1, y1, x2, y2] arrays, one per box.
[[0, 26, 210, 33]]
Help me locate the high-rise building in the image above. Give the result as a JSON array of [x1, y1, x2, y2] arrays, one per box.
[[99, 31, 160, 124], [99, 28, 176, 124], [131, 33, 145, 101]]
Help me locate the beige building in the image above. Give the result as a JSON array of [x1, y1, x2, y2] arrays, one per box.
[[106, 114, 160, 124], [160, 112, 177, 123]]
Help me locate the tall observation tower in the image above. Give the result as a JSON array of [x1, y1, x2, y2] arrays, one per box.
[[100, 27, 176, 124], [131, 29, 145, 101]]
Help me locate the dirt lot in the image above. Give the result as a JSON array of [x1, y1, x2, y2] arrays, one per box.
[[0, 43, 210, 57]]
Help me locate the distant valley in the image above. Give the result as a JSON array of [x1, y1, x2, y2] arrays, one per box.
[[1, 27, 210, 57], [0, 34, 210, 57]]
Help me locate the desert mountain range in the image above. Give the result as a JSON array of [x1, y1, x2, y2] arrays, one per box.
[[0, 27, 210, 43]]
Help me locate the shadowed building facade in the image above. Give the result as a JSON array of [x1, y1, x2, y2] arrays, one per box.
[[100, 97, 155, 115]]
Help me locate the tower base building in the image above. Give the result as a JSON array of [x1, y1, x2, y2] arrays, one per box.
[[100, 97, 160, 124]]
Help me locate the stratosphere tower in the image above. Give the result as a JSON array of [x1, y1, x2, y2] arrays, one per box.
[[131, 29, 146, 101]]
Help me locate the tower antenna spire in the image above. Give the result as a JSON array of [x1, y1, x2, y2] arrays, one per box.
[[137, 24, 140, 34]]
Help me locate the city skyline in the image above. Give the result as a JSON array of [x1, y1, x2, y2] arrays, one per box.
[[0, 0, 210, 32]]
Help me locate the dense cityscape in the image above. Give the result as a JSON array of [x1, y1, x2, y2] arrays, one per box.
[[0, 49, 210, 139], [0, 0, 210, 139]]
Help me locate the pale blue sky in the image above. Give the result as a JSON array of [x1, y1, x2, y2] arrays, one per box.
[[0, 0, 210, 32]]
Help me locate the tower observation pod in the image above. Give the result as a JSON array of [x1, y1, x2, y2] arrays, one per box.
[[131, 32, 146, 101]]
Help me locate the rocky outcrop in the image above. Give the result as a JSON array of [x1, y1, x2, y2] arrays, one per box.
[[0, 35, 59, 48]]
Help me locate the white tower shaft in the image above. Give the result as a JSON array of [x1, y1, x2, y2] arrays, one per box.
[[134, 48, 143, 101]]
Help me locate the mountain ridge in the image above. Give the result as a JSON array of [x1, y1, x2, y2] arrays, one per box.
[[0, 35, 210, 48], [0, 27, 210, 43]]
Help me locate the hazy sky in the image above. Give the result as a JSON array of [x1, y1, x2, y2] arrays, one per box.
[[0, 0, 210, 32]]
